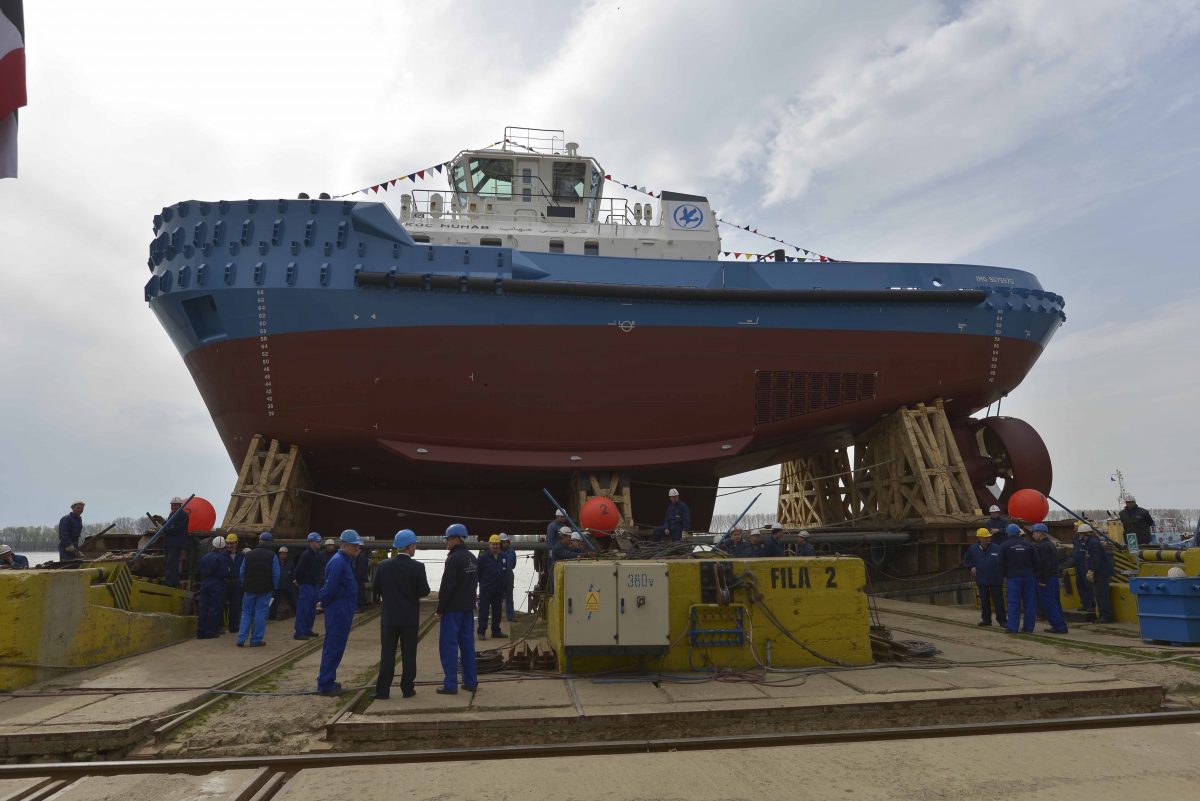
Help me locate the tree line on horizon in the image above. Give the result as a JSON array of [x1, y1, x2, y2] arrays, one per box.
[[1, 517, 157, 550]]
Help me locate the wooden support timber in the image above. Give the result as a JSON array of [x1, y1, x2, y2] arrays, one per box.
[[570, 471, 634, 530], [221, 435, 313, 538], [777, 399, 981, 527], [776, 449, 858, 528]]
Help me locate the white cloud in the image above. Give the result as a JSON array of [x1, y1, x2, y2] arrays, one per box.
[[2, 0, 1198, 526]]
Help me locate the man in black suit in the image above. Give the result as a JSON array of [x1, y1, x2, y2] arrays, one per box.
[[372, 529, 430, 700]]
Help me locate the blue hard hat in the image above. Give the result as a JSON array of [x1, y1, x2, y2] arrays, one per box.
[[259, 532, 274, 542], [1006, 524, 1022, 535], [444, 522, 468, 540], [340, 529, 362, 545], [393, 529, 417, 549], [1031, 523, 1049, 533], [306, 532, 321, 542]]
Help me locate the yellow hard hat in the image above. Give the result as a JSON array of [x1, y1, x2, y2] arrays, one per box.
[[225, 533, 239, 543], [488, 534, 501, 543], [975, 528, 992, 538]]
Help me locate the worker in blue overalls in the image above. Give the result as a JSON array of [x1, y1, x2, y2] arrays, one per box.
[[223, 534, 244, 633], [476, 535, 508, 640], [499, 533, 518, 622], [196, 535, 229, 639], [292, 532, 323, 640], [963, 528, 1006, 628], [759, 523, 786, 557], [999, 524, 1041, 633], [436, 523, 479, 695], [652, 488, 690, 543], [317, 530, 362, 696], [1031, 523, 1069, 634], [718, 528, 752, 556], [794, 530, 816, 556]]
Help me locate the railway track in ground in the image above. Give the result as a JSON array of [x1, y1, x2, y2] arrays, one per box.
[[4, 709, 1200, 799]]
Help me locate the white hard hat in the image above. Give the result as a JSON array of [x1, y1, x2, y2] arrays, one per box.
[[559, 526, 573, 536], [770, 522, 784, 531], [668, 488, 679, 496], [499, 533, 510, 541], [278, 546, 288, 553], [0, 544, 11, 555], [555, 508, 566, 517], [171, 496, 184, 504], [211, 535, 225, 549], [988, 505, 1001, 513], [797, 529, 810, 538], [1077, 523, 1095, 534], [570, 532, 584, 541], [1167, 567, 1187, 578]]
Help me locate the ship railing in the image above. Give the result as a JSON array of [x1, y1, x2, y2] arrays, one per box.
[[398, 189, 658, 228], [501, 126, 567, 155]]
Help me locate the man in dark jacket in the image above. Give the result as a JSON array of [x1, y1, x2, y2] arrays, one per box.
[[0, 544, 29, 569], [436, 523, 478, 695], [317, 530, 362, 695], [58, 501, 85, 561], [196, 535, 229, 639], [1031, 523, 1068, 633], [983, 504, 1009, 542], [963, 528, 1006, 627], [354, 546, 371, 610], [237, 532, 280, 647], [758, 523, 786, 557], [718, 528, 752, 557], [652, 488, 691, 542], [547, 527, 580, 596], [1081, 524, 1116, 623], [999, 525, 1040, 633], [293, 532, 323, 640], [1119, 498, 1155, 547], [372, 529, 430, 700], [162, 497, 191, 588], [476, 535, 508, 640], [794, 530, 817, 557]]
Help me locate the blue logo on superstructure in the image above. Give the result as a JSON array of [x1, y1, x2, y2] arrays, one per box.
[[673, 204, 703, 229]]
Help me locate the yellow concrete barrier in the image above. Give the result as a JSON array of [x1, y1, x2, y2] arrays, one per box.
[[0, 567, 196, 691]]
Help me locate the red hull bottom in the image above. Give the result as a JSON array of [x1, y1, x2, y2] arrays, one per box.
[[185, 326, 1044, 536]]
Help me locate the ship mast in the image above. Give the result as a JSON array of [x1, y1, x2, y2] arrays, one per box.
[[1112, 468, 1132, 504]]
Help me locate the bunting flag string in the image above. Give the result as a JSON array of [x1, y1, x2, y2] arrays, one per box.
[[331, 140, 504, 199], [332, 139, 842, 262], [603, 172, 840, 262]]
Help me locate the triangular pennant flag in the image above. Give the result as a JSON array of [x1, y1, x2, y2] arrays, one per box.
[[753, 229, 758, 234], [605, 174, 612, 180], [745, 253, 754, 260], [722, 251, 730, 257], [380, 182, 389, 191], [390, 179, 398, 187], [819, 255, 827, 262], [733, 252, 741, 259], [435, 163, 444, 173], [371, 185, 379, 193], [408, 173, 417, 181], [418, 169, 426, 179], [743, 225, 750, 231]]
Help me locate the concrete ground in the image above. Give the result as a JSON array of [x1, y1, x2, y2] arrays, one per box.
[[0, 606, 371, 757], [33, 722, 1200, 800], [335, 600, 1166, 748]]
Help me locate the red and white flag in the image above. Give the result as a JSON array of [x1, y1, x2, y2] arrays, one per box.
[[0, 1, 26, 179]]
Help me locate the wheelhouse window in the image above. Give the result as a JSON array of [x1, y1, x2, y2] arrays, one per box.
[[549, 239, 564, 253], [584, 240, 599, 256], [469, 157, 513, 198], [552, 161, 587, 202], [412, 233, 430, 243], [480, 236, 502, 246]]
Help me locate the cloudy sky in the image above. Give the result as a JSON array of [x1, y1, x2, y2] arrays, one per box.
[[1, 0, 1197, 529]]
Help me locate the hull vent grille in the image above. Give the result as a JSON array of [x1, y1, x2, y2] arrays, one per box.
[[755, 371, 877, 424]]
